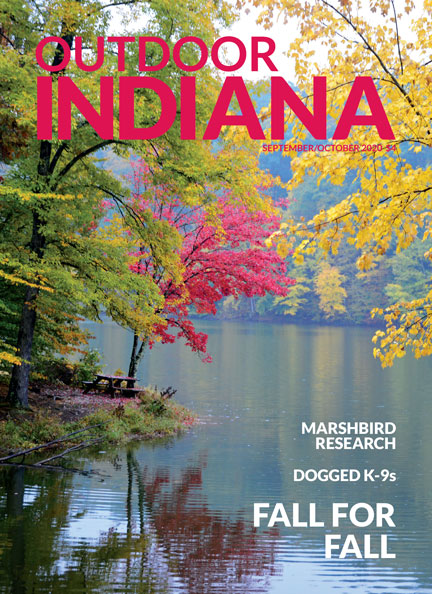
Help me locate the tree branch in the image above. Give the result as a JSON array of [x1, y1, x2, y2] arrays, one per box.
[[318, 0, 420, 118], [48, 142, 68, 174], [34, 438, 104, 465], [0, 29, 15, 48], [293, 186, 432, 241], [99, 0, 139, 9], [390, 0, 403, 75], [57, 140, 129, 180]]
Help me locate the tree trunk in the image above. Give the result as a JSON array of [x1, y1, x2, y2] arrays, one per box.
[[8, 208, 46, 408], [7, 35, 76, 407], [7, 286, 39, 408], [249, 297, 255, 317], [128, 334, 148, 378]]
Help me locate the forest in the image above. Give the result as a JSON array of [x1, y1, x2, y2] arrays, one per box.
[[1, 0, 432, 414], [218, 143, 432, 326]]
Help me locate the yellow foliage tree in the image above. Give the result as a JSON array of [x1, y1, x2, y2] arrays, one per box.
[[314, 265, 347, 318], [249, 0, 432, 366], [273, 276, 311, 315]]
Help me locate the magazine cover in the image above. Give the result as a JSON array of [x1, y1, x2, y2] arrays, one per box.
[[1, 0, 431, 592]]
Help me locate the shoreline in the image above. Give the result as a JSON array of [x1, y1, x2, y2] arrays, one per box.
[[0, 383, 195, 457]]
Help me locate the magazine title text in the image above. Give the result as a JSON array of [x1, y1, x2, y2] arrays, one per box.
[[36, 35, 395, 141]]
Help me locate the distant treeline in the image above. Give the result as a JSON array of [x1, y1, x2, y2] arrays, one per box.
[[98, 137, 432, 327], [214, 144, 432, 326]]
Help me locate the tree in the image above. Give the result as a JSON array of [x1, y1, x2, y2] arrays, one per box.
[[384, 239, 432, 303], [0, 183, 173, 378], [122, 160, 294, 376], [1, 0, 277, 406], [252, 0, 432, 366], [314, 264, 347, 318]]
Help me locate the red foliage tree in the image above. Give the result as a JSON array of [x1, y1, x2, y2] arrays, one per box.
[[126, 160, 294, 376]]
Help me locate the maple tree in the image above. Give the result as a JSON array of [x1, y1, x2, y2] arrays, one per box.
[[249, 0, 432, 366], [0, 0, 277, 407], [117, 161, 294, 376]]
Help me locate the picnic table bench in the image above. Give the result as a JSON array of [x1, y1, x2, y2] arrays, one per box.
[[82, 374, 142, 398]]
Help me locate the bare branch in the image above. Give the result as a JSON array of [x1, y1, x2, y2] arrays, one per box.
[[98, 0, 139, 10], [391, 0, 404, 74], [0, 29, 15, 49], [57, 139, 129, 180]]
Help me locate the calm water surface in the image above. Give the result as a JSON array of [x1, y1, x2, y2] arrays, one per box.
[[1, 321, 431, 593]]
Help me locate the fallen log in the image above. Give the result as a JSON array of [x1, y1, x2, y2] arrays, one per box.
[[34, 437, 104, 466], [0, 423, 107, 463], [0, 461, 106, 476]]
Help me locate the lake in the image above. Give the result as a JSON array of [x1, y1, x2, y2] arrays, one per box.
[[1, 320, 431, 593]]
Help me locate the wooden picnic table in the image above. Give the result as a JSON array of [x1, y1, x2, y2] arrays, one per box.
[[82, 374, 141, 398]]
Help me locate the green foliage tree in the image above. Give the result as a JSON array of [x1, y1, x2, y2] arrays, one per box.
[[385, 240, 432, 304], [0, 0, 275, 407], [273, 277, 311, 316]]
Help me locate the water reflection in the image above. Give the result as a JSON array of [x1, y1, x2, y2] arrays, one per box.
[[0, 468, 74, 593], [134, 453, 279, 594], [0, 453, 280, 593], [1, 321, 432, 592]]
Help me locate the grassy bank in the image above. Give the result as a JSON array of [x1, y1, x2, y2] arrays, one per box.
[[0, 384, 195, 455]]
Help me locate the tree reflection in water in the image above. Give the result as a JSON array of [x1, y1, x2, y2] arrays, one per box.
[[132, 452, 280, 593], [0, 452, 279, 593]]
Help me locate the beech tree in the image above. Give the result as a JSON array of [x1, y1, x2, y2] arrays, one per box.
[[0, 0, 277, 407], [250, 0, 432, 366], [119, 161, 294, 376]]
